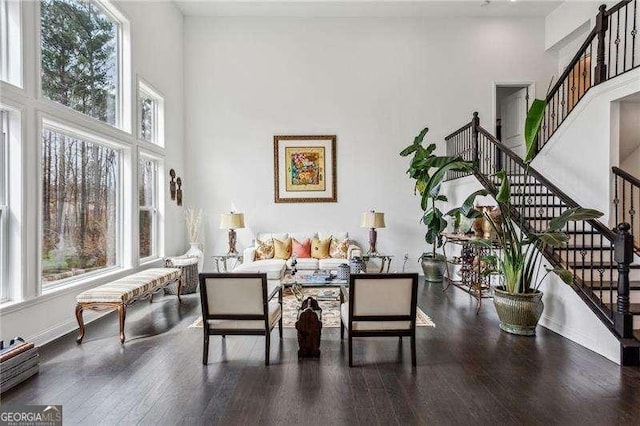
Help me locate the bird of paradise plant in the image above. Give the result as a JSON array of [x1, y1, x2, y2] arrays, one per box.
[[479, 98, 603, 294]]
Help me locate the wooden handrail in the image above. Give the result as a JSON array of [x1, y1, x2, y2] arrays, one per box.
[[444, 122, 472, 141], [606, 0, 633, 16], [613, 166, 640, 187], [476, 125, 617, 242], [545, 28, 597, 102]]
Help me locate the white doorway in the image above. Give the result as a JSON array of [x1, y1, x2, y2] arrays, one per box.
[[494, 83, 533, 159]]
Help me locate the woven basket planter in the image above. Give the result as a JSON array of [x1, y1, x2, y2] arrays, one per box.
[[493, 286, 544, 336], [164, 257, 199, 295]]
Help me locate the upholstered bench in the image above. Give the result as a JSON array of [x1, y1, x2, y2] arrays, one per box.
[[74, 268, 182, 344]]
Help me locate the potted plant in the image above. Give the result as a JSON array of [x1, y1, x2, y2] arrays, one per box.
[[480, 99, 603, 335], [400, 127, 474, 281]]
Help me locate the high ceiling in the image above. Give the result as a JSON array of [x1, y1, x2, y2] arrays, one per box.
[[174, 0, 564, 18]]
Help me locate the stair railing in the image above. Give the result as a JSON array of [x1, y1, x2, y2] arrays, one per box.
[[538, 0, 638, 153], [613, 166, 640, 253], [445, 112, 635, 342]]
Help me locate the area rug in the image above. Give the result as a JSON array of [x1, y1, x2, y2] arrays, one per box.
[[189, 288, 435, 329]]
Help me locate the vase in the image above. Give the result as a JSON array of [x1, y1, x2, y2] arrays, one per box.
[[492, 286, 544, 336], [420, 254, 445, 282], [185, 242, 204, 272]]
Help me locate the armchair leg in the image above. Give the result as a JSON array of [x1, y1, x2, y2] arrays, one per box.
[[203, 332, 210, 365], [348, 334, 353, 367], [265, 332, 271, 366], [411, 333, 417, 367], [340, 320, 344, 340], [279, 315, 283, 340]]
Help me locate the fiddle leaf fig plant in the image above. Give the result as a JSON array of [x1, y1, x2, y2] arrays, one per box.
[[400, 127, 474, 258]]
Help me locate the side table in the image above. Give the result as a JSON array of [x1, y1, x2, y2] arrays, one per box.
[[441, 232, 500, 314], [212, 254, 243, 272], [164, 256, 199, 294], [361, 253, 394, 273]]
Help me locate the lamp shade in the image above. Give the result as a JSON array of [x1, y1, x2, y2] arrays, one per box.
[[220, 212, 245, 229], [361, 211, 385, 229]]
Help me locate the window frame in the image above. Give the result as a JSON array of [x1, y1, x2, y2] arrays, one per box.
[[39, 117, 125, 291], [0, 0, 22, 87], [137, 78, 165, 147], [37, 0, 131, 133], [138, 153, 159, 262], [0, 110, 8, 301]]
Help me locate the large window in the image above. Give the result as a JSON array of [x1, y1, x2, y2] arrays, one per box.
[[40, 0, 119, 125], [0, 0, 21, 86], [0, 111, 8, 300], [139, 156, 157, 260], [41, 125, 120, 286]]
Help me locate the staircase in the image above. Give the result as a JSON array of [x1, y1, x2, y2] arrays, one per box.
[[442, 1, 640, 365], [444, 114, 640, 366]]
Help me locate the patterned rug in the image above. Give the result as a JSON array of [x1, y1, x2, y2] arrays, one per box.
[[189, 288, 435, 328]]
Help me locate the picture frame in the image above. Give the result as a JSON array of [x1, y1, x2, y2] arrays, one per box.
[[273, 135, 337, 203]]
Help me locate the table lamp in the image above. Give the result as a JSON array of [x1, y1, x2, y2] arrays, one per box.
[[361, 210, 385, 254], [220, 212, 245, 255]]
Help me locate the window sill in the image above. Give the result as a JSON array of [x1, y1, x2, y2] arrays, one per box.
[[0, 264, 159, 315]]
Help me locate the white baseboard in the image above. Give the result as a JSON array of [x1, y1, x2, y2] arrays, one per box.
[[539, 314, 619, 364], [28, 310, 110, 347]]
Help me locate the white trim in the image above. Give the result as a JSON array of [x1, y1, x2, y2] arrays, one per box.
[[0, 0, 23, 88], [0, 110, 7, 302], [138, 152, 160, 262], [491, 80, 536, 136]]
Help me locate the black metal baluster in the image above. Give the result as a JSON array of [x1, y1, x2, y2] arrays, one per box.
[[616, 10, 621, 76], [608, 14, 613, 79], [632, 0, 637, 68], [624, 3, 628, 71], [614, 175, 619, 226]]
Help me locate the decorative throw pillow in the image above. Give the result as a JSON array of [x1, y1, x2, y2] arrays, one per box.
[[311, 237, 331, 259], [255, 239, 274, 260], [292, 238, 312, 258], [273, 238, 292, 259], [329, 238, 349, 259]]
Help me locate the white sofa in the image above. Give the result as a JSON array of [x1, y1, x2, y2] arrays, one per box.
[[234, 232, 361, 279]]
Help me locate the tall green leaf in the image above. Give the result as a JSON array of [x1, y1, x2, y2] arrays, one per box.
[[548, 207, 603, 231], [523, 99, 546, 164], [494, 170, 510, 203]]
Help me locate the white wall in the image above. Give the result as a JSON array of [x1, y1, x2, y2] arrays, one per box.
[[183, 16, 556, 270], [533, 68, 640, 224], [619, 101, 640, 172], [0, 0, 185, 345], [544, 1, 616, 50]]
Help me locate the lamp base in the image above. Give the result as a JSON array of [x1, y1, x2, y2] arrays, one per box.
[[227, 229, 238, 255], [368, 228, 378, 254]]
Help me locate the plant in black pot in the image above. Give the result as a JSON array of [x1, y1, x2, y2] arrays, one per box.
[[400, 127, 474, 282]]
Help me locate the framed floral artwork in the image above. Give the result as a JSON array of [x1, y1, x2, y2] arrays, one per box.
[[273, 135, 337, 203]]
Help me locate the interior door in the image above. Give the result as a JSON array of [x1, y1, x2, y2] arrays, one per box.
[[500, 87, 528, 159]]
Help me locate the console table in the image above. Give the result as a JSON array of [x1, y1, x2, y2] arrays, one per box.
[[441, 233, 500, 314]]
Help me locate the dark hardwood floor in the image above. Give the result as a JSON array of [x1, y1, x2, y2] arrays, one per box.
[[2, 280, 640, 425]]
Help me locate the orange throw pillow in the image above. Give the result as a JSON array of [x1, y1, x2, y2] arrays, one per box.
[[311, 237, 331, 259], [292, 238, 311, 258]]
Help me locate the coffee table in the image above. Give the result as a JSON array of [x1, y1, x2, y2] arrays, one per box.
[[279, 272, 348, 302]]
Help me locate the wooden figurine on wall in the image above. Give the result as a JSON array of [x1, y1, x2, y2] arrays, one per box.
[[176, 177, 183, 206], [169, 169, 176, 200]]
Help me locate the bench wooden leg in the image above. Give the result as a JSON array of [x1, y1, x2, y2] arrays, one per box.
[[118, 304, 127, 344], [75, 304, 86, 344]]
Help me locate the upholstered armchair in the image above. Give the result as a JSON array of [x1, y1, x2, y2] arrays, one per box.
[[340, 273, 419, 367], [199, 273, 282, 366]]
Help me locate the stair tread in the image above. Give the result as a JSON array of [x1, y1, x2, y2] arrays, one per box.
[[567, 262, 640, 269]]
